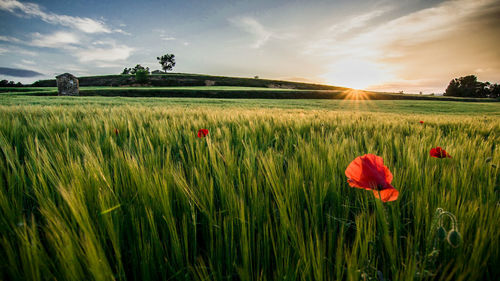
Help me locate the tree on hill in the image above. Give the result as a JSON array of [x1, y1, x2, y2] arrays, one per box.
[[0, 79, 23, 87], [121, 65, 150, 75], [135, 69, 149, 84], [157, 53, 176, 73], [444, 75, 500, 98], [130, 64, 150, 74]]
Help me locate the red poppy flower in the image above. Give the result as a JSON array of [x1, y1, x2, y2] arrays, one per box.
[[197, 129, 209, 138], [114, 128, 119, 136], [419, 121, 424, 124], [345, 154, 399, 202], [429, 147, 451, 158]]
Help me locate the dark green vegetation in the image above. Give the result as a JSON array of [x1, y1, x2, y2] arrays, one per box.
[[0, 79, 23, 87], [0, 97, 499, 280], [2, 86, 499, 102], [30, 73, 351, 89], [445, 75, 500, 98], [157, 53, 176, 73]]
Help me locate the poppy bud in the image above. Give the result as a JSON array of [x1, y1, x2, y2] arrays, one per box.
[[447, 229, 462, 248], [437, 226, 447, 240], [486, 157, 492, 163]]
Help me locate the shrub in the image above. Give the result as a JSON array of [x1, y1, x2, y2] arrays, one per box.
[[135, 69, 149, 84]]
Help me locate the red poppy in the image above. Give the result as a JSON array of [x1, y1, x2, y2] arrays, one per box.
[[345, 154, 399, 202], [197, 129, 209, 138], [419, 121, 424, 124], [114, 128, 119, 136], [429, 147, 451, 158]]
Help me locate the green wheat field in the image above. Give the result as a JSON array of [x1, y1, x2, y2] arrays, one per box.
[[0, 96, 499, 280]]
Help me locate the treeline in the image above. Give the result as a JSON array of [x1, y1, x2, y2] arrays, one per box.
[[0, 79, 23, 87], [121, 53, 176, 76], [444, 75, 499, 98]]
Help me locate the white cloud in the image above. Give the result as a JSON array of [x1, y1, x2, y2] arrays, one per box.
[[16, 48, 37, 56], [0, 44, 38, 56], [113, 29, 131, 36], [21, 59, 35, 64], [30, 31, 79, 48], [229, 16, 296, 49], [0, 35, 22, 43], [327, 8, 391, 37], [161, 36, 176, 41], [230, 16, 273, 48], [0, 0, 113, 33], [76, 42, 134, 62], [94, 62, 123, 68]]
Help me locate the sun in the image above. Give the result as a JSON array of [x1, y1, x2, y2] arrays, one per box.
[[321, 58, 393, 90]]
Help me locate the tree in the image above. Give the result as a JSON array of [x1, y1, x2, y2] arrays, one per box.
[[444, 75, 499, 98], [0, 80, 23, 87], [444, 75, 478, 97], [121, 68, 131, 74], [130, 64, 150, 74], [157, 53, 176, 73], [135, 69, 149, 84]]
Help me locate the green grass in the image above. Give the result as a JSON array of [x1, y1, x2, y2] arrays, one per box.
[[0, 95, 499, 115], [0, 98, 499, 280]]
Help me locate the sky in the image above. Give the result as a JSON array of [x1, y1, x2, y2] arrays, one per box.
[[0, 0, 499, 93]]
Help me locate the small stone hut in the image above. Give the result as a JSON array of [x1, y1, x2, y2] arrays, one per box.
[[56, 73, 79, 96]]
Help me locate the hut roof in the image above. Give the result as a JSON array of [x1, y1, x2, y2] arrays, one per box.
[[56, 73, 77, 79]]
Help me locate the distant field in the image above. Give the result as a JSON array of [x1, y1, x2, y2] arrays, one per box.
[[0, 97, 499, 280], [0, 94, 499, 115], [1, 86, 499, 101]]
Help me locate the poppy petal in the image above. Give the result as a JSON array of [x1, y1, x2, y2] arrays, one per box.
[[345, 154, 391, 190], [373, 186, 399, 202]]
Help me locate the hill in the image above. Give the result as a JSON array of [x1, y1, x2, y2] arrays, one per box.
[[31, 73, 348, 90]]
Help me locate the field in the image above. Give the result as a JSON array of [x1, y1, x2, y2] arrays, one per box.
[[3, 86, 500, 102], [0, 96, 499, 280]]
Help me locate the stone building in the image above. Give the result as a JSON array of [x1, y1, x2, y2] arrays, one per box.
[[56, 73, 79, 96]]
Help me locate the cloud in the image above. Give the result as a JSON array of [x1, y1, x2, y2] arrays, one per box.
[[0, 0, 112, 33], [307, 0, 500, 92], [21, 59, 35, 64], [113, 29, 131, 36], [1, 30, 134, 66], [327, 8, 391, 38], [0, 35, 22, 43], [0, 44, 38, 56], [17, 49, 37, 56], [230, 16, 273, 48], [304, 7, 391, 55], [76, 42, 134, 62], [161, 36, 176, 41], [0, 66, 43, 77], [30, 31, 79, 48]]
